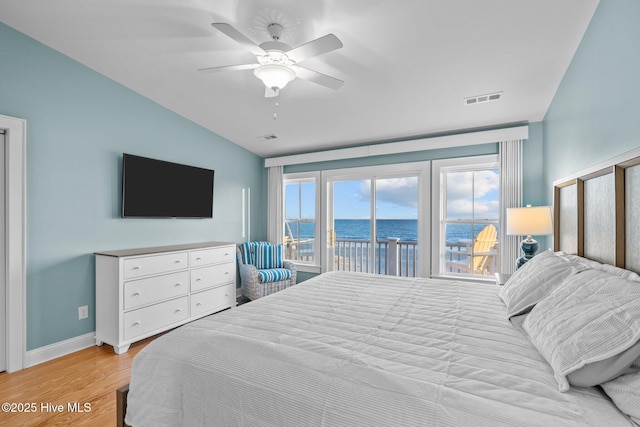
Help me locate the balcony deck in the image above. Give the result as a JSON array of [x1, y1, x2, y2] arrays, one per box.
[[286, 238, 498, 278]]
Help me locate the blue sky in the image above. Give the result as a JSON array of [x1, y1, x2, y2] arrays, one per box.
[[285, 169, 499, 221], [333, 178, 418, 219], [445, 169, 500, 220], [285, 177, 420, 220]]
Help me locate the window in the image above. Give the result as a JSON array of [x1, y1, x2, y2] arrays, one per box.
[[280, 156, 501, 280], [432, 155, 500, 278], [283, 172, 320, 270]]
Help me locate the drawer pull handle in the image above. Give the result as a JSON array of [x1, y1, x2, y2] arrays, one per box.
[[133, 291, 142, 296], [225, 293, 229, 297], [175, 308, 182, 314], [225, 253, 230, 256], [175, 283, 182, 287], [175, 260, 182, 264], [196, 257, 202, 261], [225, 271, 229, 275], [132, 321, 141, 327], [132, 266, 141, 270], [196, 302, 202, 307], [196, 278, 202, 282]]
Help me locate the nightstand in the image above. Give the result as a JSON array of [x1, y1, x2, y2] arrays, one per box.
[[494, 273, 511, 286]]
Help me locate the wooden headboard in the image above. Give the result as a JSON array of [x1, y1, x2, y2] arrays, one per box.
[[553, 148, 640, 273]]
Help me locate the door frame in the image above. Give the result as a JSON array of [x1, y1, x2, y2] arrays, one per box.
[[0, 114, 26, 373]]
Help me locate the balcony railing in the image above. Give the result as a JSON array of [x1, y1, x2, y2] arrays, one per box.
[[286, 238, 498, 278], [333, 238, 418, 277]]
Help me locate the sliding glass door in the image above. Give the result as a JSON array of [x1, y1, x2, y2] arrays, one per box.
[[375, 177, 418, 276], [324, 163, 429, 277], [330, 179, 373, 273]]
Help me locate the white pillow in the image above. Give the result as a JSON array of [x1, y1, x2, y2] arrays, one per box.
[[566, 340, 640, 387], [600, 263, 640, 282], [498, 250, 588, 318], [601, 371, 640, 425], [558, 252, 604, 270], [523, 269, 640, 392], [561, 253, 640, 282]]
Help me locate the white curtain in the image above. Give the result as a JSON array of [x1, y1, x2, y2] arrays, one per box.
[[267, 165, 284, 244], [499, 140, 523, 274]]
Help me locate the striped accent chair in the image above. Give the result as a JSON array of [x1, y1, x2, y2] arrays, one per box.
[[236, 241, 297, 300]]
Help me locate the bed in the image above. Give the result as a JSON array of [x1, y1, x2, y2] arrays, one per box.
[[120, 148, 640, 426]]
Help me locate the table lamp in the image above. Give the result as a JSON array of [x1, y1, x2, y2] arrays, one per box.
[[506, 205, 553, 268]]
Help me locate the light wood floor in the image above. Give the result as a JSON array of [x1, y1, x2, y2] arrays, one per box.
[[0, 335, 159, 426]]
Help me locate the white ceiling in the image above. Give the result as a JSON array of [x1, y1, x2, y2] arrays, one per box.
[[0, 0, 599, 158]]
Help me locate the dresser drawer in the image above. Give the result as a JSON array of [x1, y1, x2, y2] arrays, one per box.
[[123, 252, 188, 279], [123, 271, 189, 310], [190, 263, 236, 292], [190, 246, 235, 268], [123, 296, 188, 340], [191, 284, 235, 317]]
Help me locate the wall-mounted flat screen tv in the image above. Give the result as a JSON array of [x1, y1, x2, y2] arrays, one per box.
[[122, 153, 214, 218]]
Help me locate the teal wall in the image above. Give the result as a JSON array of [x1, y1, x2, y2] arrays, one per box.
[[522, 122, 549, 250], [543, 0, 640, 199], [0, 23, 267, 350], [522, 122, 544, 206]]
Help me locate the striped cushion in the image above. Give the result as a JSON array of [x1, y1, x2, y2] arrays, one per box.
[[257, 268, 292, 283], [239, 242, 253, 265], [239, 241, 270, 266], [254, 243, 284, 269]]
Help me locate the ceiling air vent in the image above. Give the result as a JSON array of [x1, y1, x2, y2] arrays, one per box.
[[257, 134, 278, 141], [464, 92, 503, 106]]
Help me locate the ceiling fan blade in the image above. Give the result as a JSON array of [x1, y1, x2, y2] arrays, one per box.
[[211, 23, 266, 56], [286, 34, 343, 63], [294, 66, 344, 90], [197, 63, 259, 73]]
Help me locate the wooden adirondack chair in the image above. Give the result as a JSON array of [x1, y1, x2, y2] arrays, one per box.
[[447, 225, 497, 275]]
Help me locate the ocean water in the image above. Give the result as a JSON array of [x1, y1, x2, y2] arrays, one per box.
[[287, 219, 496, 243]]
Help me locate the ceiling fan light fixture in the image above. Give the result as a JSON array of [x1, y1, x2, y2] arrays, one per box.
[[254, 64, 296, 90]]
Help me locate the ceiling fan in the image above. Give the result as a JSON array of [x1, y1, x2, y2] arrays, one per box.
[[198, 22, 344, 97]]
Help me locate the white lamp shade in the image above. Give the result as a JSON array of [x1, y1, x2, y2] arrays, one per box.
[[506, 206, 553, 236], [254, 64, 296, 90]]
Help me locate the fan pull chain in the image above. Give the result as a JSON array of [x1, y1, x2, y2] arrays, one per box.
[[273, 99, 279, 120]]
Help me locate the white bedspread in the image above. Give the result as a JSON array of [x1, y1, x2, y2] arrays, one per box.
[[126, 271, 632, 426]]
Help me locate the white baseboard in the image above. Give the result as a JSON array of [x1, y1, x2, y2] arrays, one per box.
[[25, 332, 96, 368]]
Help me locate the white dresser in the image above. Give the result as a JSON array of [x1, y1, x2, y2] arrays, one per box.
[[95, 241, 236, 354]]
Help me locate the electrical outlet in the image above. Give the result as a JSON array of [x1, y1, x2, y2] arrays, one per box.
[[78, 305, 89, 320]]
